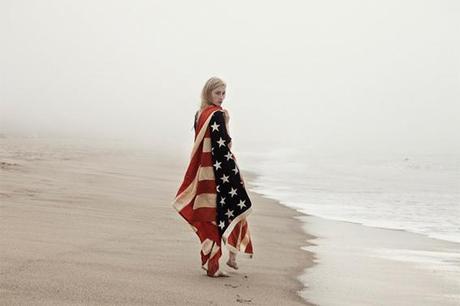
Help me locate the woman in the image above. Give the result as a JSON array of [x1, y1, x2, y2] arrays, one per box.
[[172, 77, 254, 277]]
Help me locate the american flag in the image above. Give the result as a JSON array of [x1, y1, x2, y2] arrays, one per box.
[[173, 105, 253, 277]]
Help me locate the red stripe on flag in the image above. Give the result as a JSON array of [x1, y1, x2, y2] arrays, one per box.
[[196, 179, 216, 195], [176, 144, 203, 196], [200, 151, 213, 167], [192, 207, 216, 222]]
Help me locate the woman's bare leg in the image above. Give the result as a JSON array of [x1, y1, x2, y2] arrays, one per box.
[[227, 251, 238, 270]]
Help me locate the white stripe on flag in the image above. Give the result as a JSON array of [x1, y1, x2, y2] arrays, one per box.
[[194, 193, 217, 209], [202, 137, 212, 153], [198, 166, 214, 181]]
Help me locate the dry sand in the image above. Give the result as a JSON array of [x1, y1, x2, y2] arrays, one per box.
[[0, 138, 316, 305]]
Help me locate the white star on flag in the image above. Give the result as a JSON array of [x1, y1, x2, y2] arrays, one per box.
[[229, 188, 237, 197], [220, 174, 229, 183], [213, 160, 222, 170], [224, 152, 233, 161], [220, 197, 226, 206], [211, 122, 220, 132], [218, 220, 225, 229], [237, 200, 246, 209], [216, 185, 220, 192], [217, 137, 226, 147], [225, 209, 234, 219], [232, 166, 238, 175]]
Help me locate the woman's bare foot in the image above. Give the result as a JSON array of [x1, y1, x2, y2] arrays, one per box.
[[226, 260, 239, 270], [208, 270, 229, 277]]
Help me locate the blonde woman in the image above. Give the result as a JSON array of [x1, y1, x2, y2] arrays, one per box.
[[173, 77, 254, 277]]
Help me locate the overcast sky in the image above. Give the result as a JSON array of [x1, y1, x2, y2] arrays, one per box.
[[1, 0, 459, 156]]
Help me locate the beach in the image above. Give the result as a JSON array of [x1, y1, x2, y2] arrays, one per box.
[[2, 137, 460, 306], [0, 138, 315, 305]]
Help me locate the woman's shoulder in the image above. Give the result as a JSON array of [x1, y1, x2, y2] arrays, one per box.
[[212, 107, 229, 115], [220, 108, 230, 122], [211, 109, 226, 119]]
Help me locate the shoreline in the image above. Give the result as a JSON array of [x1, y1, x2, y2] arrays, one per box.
[[247, 176, 460, 306], [243, 171, 318, 305], [243, 175, 318, 305]]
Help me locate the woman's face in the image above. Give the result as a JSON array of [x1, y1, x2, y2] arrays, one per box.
[[210, 86, 226, 106]]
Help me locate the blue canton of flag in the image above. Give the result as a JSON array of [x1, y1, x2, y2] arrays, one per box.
[[209, 111, 252, 236]]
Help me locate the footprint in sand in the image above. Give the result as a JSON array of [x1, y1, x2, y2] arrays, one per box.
[[0, 161, 20, 170], [236, 294, 252, 303]]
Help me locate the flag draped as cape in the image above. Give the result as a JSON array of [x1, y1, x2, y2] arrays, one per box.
[[172, 104, 253, 276]]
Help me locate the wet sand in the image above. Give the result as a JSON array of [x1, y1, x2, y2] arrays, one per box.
[[299, 215, 460, 306]]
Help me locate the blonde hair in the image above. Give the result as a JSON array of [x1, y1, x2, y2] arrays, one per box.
[[200, 77, 226, 110], [194, 77, 226, 129]]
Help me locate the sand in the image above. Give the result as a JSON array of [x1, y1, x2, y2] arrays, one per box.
[[0, 138, 316, 305]]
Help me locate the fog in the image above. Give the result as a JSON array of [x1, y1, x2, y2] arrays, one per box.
[[1, 0, 459, 156]]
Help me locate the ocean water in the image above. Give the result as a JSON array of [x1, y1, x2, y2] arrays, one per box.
[[238, 148, 460, 244]]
